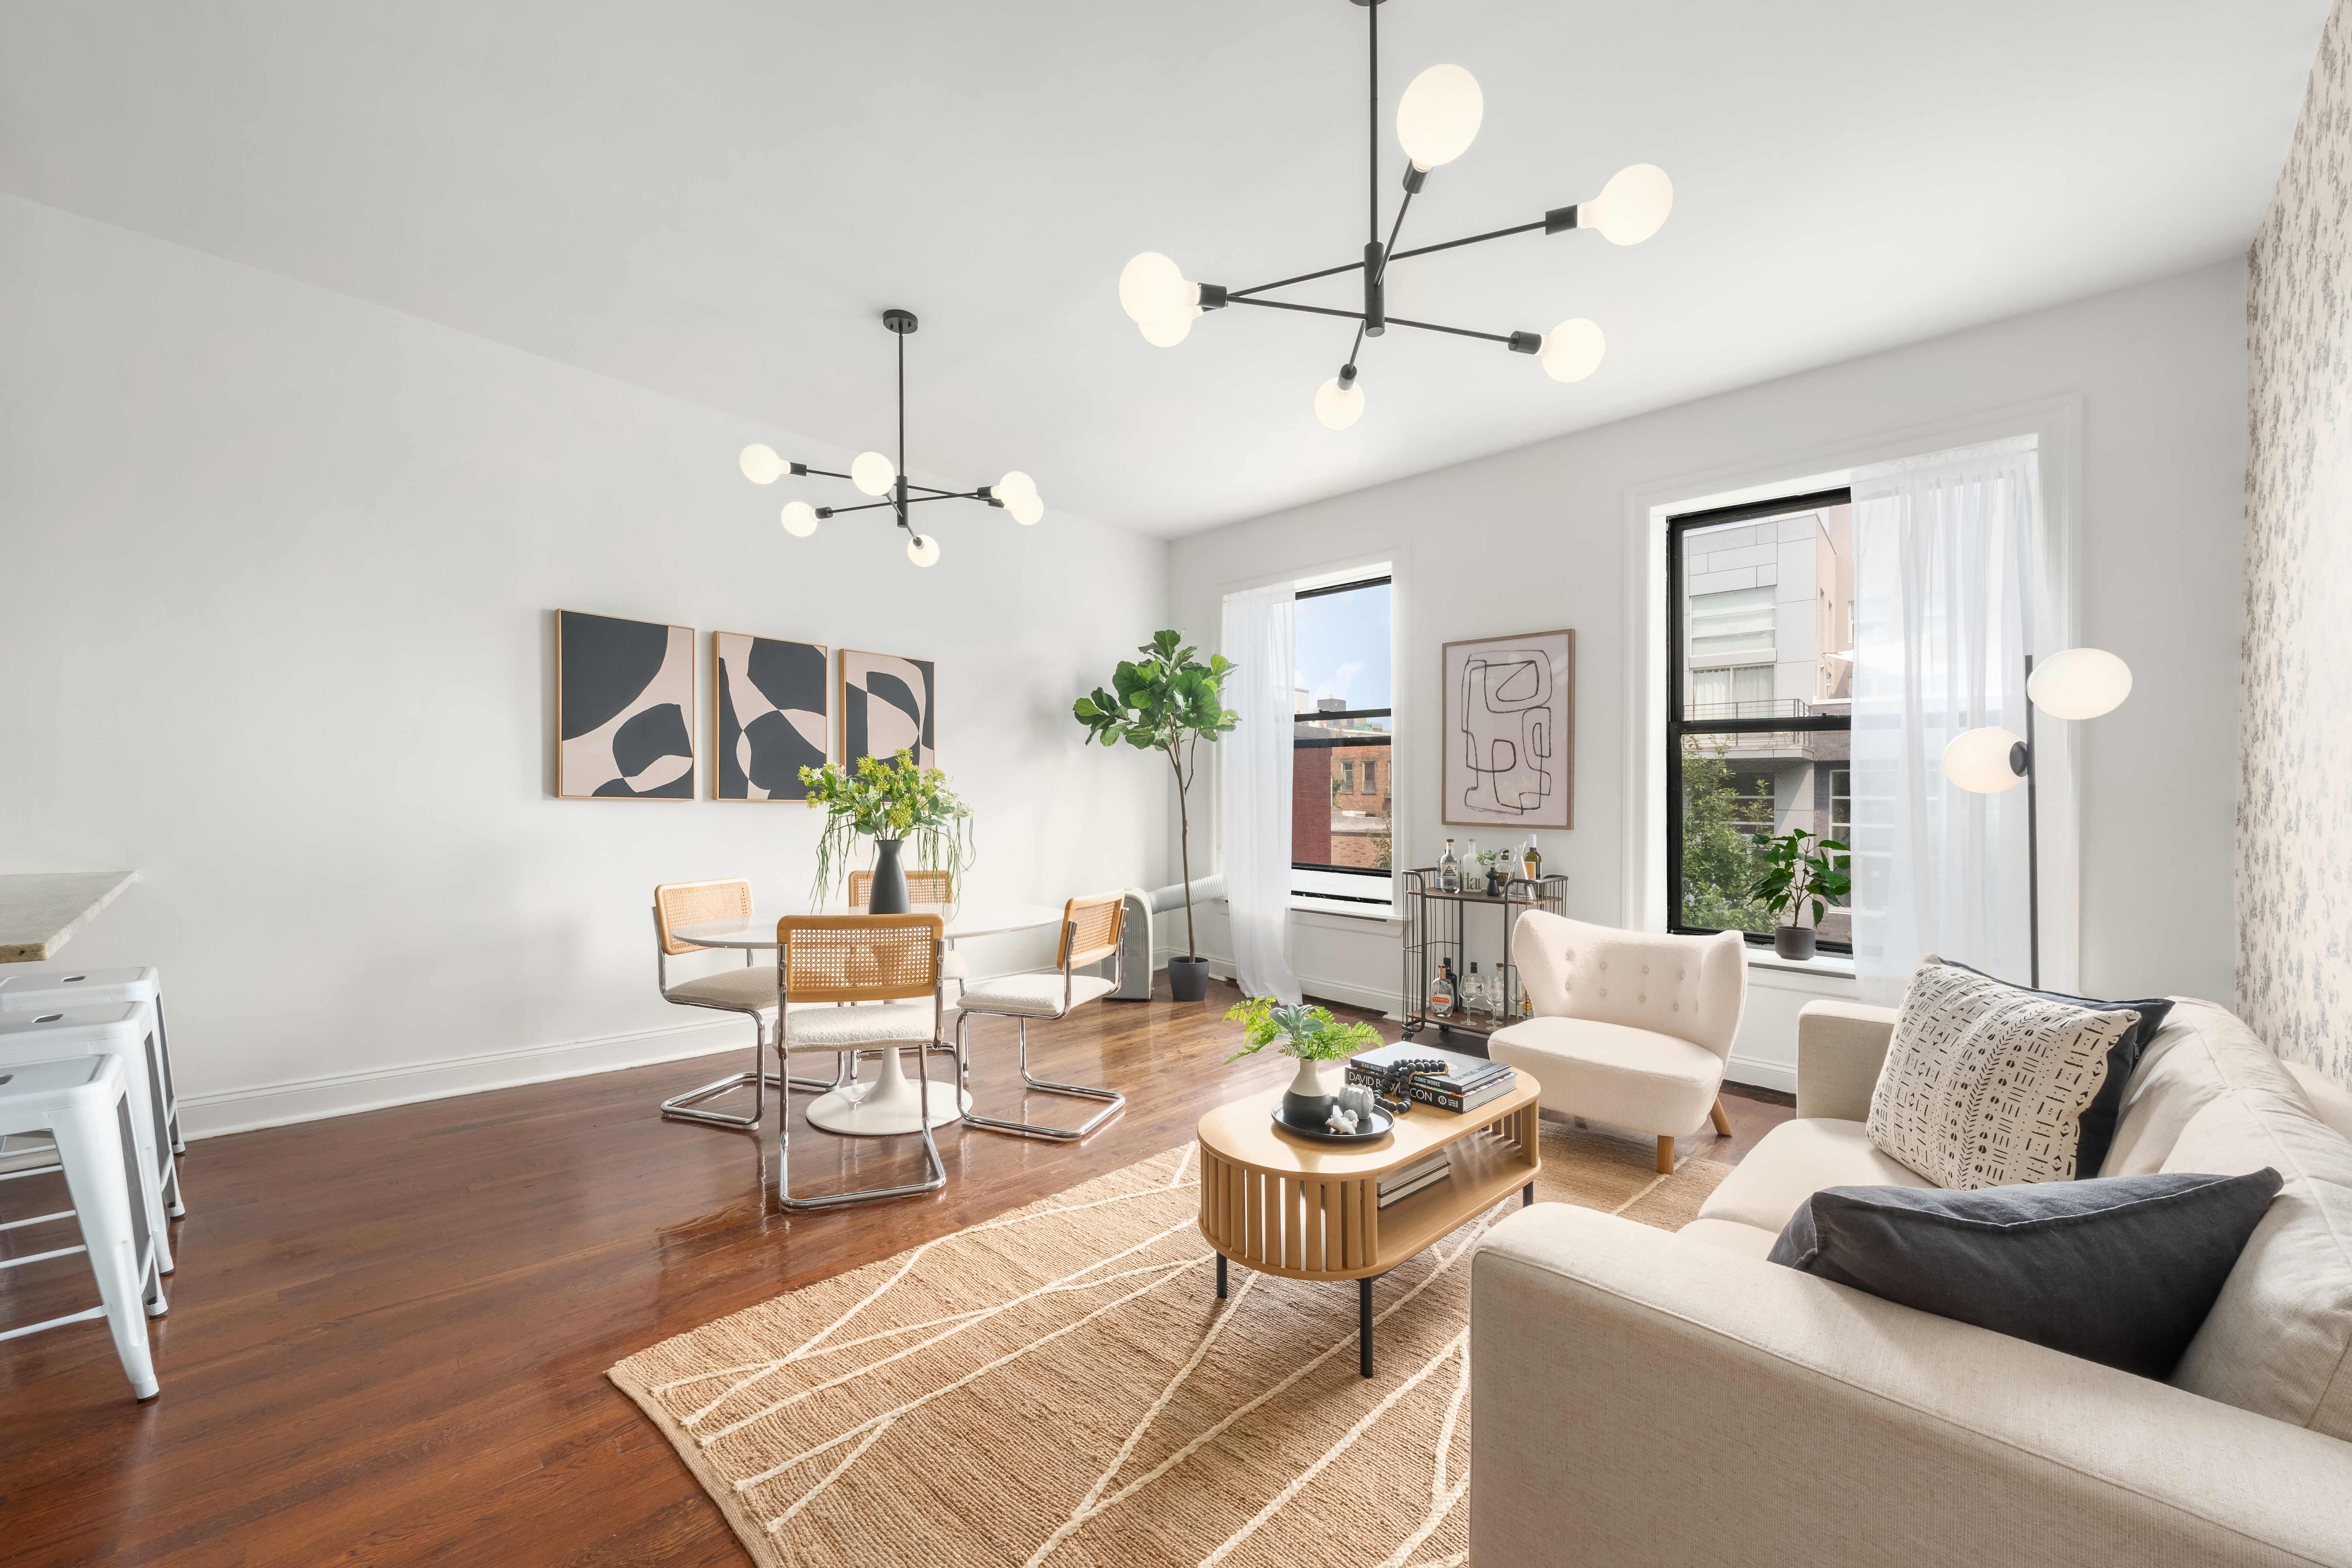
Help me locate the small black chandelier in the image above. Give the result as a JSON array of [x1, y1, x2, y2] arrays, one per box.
[[738, 308, 1042, 567], [1118, 0, 1673, 428]]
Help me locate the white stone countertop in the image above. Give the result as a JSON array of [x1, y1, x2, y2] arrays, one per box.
[[0, 871, 138, 963]]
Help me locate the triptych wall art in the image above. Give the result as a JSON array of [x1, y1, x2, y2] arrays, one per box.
[[555, 611, 937, 800]]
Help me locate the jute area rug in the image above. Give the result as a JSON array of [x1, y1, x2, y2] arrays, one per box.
[[610, 1119, 1731, 1568]]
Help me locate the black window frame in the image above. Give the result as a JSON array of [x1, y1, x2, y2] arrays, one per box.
[[1666, 490, 1852, 953], [1293, 573, 1394, 896]]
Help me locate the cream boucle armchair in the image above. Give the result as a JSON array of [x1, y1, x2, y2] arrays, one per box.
[[1485, 911, 1749, 1172]]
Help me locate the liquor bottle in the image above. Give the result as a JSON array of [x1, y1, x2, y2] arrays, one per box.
[[1464, 839, 1481, 888], [1524, 835, 1543, 882], [1429, 958, 1456, 1018], [1438, 838, 1460, 893], [1465, 962, 1488, 1016]]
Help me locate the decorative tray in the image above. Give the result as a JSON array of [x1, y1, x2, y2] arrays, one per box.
[[1270, 1105, 1396, 1144]]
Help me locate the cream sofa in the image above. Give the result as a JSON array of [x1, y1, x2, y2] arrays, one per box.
[[1468, 995, 2352, 1567]]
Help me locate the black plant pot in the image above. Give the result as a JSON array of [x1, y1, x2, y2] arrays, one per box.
[[1773, 926, 1818, 961], [1167, 955, 1211, 1002]]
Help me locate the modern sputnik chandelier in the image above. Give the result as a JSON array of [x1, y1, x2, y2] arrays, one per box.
[[738, 308, 1043, 568], [1117, 0, 1673, 428]]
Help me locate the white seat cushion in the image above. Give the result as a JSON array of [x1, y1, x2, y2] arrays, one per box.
[[782, 1002, 940, 1049], [1696, 1116, 1939, 1234], [1670, 1216, 1782, 1259], [664, 967, 780, 1014], [1486, 1016, 1727, 1138], [958, 973, 1115, 1018]]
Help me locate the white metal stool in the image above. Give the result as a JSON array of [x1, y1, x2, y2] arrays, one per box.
[[0, 1005, 180, 1267], [0, 1053, 165, 1401], [0, 966, 182, 1154]]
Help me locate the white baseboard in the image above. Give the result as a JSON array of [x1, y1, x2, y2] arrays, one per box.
[[1152, 942, 1400, 1018], [1724, 1052, 1797, 1094], [178, 1016, 753, 1140]]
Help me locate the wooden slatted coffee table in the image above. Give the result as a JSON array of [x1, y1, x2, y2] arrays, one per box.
[[1194, 1071, 1541, 1376]]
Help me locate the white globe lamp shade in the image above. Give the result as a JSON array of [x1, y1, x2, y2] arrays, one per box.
[[850, 450, 896, 496], [996, 469, 1038, 503], [1581, 163, 1674, 246], [2027, 647, 2133, 720], [1314, 376, 1367, 430], [1118, 252, 1195, 323], [780, 501, 819, 537], [1007, 492, 1045, 526], [1539, 318, 1606, 383], [1137, 306, 1201, 347], [1397, 64, 1484, 170], [906, 533, 941, 568], [739, 443, 785, 484], [1942, 727, 2027, 793]]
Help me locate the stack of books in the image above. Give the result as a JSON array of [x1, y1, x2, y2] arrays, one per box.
[[1376, 1150, 1452, 1209], [1347, 1042, 1518, 1114]]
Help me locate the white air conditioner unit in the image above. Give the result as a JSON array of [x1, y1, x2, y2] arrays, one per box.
[[1112, 875, 1226, 1000]]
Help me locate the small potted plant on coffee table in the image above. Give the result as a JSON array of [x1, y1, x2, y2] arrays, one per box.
[[1754, 827, 1851, 960], [1223, 997, 1384, 1128]]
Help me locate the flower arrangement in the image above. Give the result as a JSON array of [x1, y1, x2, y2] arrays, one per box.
[[1221, 997, 1384, 1065], [798, 749, 975, 903]]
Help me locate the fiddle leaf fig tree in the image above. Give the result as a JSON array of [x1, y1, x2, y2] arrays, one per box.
[[1072, 630, 1238, 961]]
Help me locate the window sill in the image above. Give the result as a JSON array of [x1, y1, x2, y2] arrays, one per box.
[[1743, 947, 1856, 980], [1289, 897, 1401, 925]]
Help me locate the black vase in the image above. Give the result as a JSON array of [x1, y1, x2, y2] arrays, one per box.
[[1773, 925, 1817, 961], [1167, 955, 1210, 1002], [1281, 1058, 1336, 1129], [869, 838, 912, 914]]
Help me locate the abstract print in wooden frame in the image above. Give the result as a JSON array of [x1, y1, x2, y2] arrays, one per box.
[[558, 610, 696, 799], [1442, 628, 1574, 829], [839, 650, 936, 770], [713, 632, 828, 800]]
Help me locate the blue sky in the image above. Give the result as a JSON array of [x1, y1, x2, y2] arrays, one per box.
[[1296, 581, 1392, 712]]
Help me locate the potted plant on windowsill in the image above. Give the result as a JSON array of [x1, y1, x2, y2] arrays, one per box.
[[1073, 630, 1237, 1002], [1755, 827, 1851, 961], [1223, 997, 1385, 1128], [798, 748, 974, 913]]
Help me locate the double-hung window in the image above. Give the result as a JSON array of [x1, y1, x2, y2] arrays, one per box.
[[1667, 492, 1853, 951], [1292, 574, 1393, 910]]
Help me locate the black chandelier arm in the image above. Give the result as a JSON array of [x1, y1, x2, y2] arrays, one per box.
[[1227, 212, 1573, 305], [816, 499, 898, 517], [1374, 185, 1416, 288], [1390, 218, 1548, 264], [1385, 315, 1517, 346], [1226, 295, 1367, 324], [1229, 259, 1366, 301]]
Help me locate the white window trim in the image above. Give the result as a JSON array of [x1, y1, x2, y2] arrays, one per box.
[[1620, 394, 2085, 991]]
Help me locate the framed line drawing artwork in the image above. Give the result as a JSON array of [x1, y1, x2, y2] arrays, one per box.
[[713, 632, 828, 800], [557, 610, 696, 799], [1442, 629, 1573, 829], [839, 649, 936, 769]]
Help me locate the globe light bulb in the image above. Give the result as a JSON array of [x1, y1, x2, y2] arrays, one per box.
[[1314, 375, 1367, 430], [739, 443, 784, 484], [850, 450, 895, 496], [1539, 318, 1606, 383], [1118, 252, 1196, 323], [996, 470, 1038, 503], [2027, 647, 2133, 720], [780, 501, 818, 537], [906, 533, 941, 568], [1137, 306, 1201, 347], [1397, 64, 1484, 170], [1942, 727, 2027, 793], [1580, 164, 1674, 246], [1007, 491, 1044, 526]]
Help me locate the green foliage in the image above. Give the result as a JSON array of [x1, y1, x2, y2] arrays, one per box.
[[1755, 828, 1852, 930], [1072, 629, 1238, 959], [798, 749, 975, 905], [1221, 997, 1384, 1065], [1679, 743, 1774, 933]]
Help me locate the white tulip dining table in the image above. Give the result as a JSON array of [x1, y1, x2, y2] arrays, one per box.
[[666, 902, 1066, 1137]]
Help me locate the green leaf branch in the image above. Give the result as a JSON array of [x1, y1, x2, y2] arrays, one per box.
[[797, 749, 975, 906], [1221, 997, 1383, 1064]]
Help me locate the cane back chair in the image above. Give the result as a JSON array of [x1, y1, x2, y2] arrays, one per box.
[[651, 879, 838, 1129], [952, 892, 1126, 1142]]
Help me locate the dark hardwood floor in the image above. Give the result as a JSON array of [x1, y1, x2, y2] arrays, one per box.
[[0, 979, 1789, 1567]]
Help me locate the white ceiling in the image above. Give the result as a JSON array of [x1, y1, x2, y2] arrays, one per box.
[[0, 2, 2326, 538]]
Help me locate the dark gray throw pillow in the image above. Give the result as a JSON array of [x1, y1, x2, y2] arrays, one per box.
[[1940, 958, 2174, 1178], [1767, 1170, 2283, 1378]]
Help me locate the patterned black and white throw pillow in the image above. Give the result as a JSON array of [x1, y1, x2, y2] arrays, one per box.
[[1867, 957, 2143, 1188]]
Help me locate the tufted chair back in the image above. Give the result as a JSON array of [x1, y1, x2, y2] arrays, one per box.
[[1514, 911, 1748, 1060]]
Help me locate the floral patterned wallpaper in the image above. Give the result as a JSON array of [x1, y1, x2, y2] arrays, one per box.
[[2243, 0, 2352, 1087]]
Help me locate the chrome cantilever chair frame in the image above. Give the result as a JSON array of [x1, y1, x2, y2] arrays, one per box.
[[775, 915, 948, 1210], [953, 893, 1127, 1143], [653, 881, 846, 1131]]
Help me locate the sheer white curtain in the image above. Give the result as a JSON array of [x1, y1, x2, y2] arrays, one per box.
[[1220, 583, 1302, 1003], [1850, 436, 2045, 1002]]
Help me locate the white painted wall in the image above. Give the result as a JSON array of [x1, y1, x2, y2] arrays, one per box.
[[0, 193, 1171, 1136], [1172, 260, 2248, 1087]]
